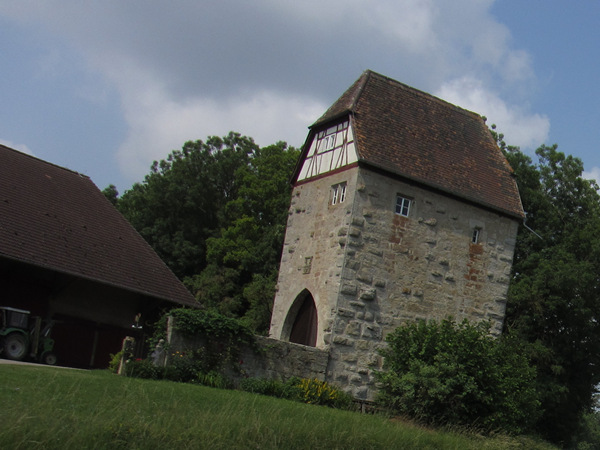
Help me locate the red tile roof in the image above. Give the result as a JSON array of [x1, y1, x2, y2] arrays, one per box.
[[308, 70, 524, 219], [0, 144, 197, 307]]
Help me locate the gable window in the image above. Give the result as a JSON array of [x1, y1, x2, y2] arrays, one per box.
[[331, 182, 347, 205], [395, 195, 411, 217], [316, 121, 348, 153], [323, 134, 336, 150]]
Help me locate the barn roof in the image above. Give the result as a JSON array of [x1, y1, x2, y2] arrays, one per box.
[[308, 70, 524, 219], [0, 144, 197, 307]]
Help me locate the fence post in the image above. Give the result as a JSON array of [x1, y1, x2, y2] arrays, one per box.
[[117, 336, 136, 375]]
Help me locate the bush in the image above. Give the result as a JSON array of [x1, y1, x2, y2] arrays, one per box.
[[162, 350, 206, 382], [296, 378, 354, 409], [376, 318, 540, 434], [240, 377, 353, 409], [124, 359, 161, 379], [197, 371, 233, 389], [240, 377, 303, 400], [153, 308, 256, 375], [108, 351, 123, 374]]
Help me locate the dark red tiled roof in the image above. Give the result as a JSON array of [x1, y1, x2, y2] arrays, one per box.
[[309, 70, 524, 219], [0, 144, 197, 306]]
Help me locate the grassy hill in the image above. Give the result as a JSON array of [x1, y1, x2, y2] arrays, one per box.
[[0, 364, 554, 449]]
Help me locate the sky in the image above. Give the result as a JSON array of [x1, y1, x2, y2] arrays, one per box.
[[1, 1, 599, 194]]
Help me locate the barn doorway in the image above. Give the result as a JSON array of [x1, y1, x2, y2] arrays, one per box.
[[284, 289, 318, 347]]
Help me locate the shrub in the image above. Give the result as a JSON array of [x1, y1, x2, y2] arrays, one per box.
[[108, 350, 123, 374], [125, 359, 161, 379], [170, 308, 255, 349], [376, 318, 540, 434], [240, 377, 353, 409], [197, 371, 233, 389], [296, 378, 353, 409], [240, 377, 302, 400], [162, 350, 206, 382], [159, 308, 256, 374]]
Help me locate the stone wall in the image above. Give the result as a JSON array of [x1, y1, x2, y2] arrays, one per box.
[[165, 316, 330, 386]]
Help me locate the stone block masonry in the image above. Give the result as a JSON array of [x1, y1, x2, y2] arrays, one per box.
[[270, 165, 519, 401], [165, 315, 330, 386]]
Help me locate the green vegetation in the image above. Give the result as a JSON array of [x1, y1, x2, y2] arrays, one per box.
[[113, 133, 299, 334], [106, 128, 600, 445], [377, 318, 540, 435], [239, 377, 353, 409], [499, 138, 600, 444], [132, 308, 255, 383], [0, 365, 554, 449], [169, 308, 255, 348], [131, 309, 354, 409]]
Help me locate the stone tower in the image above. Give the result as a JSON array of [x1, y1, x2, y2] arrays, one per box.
[[269, 71, 524, 400]]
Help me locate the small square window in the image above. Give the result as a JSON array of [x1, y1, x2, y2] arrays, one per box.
[[472, 228, 481, 244], [331, 182, 347, 205], [395, 195, 411, 217]]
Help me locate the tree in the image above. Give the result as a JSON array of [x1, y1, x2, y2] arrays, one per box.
[[187, 142, 300, 333], [117, 133, 299, 333], [503, 143, 600, 444], [101, 184, 119, 206], [117, 132, 258, 279]]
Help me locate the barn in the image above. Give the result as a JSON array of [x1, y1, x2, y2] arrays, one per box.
[[0, 144, 197, 368]]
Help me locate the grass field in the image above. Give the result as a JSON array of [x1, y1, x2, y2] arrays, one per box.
[[0, 364, 555, 449]]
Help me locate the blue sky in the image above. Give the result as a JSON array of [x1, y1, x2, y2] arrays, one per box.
[[1, 1, 599, 194]]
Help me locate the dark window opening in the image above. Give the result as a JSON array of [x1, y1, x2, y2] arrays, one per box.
[[472, 228, 481, 244], [288, 292, 318, 347]]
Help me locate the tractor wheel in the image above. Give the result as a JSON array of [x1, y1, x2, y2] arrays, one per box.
[[4, 333, 28, 361], [41, 351, 57, 366]]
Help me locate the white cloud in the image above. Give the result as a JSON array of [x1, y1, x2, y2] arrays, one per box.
[[436, 77, 549, 150], [583, 167, 600, 188], [0, 0, 548, 186], [0, 139, 34, 156], [116, 80, 325, 181]]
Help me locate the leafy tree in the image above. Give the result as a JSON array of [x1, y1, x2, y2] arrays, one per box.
[[117, 132, 258, 279], [187, 142, 300, 333], [118, 133, 299, 333], [502, 142, 600, 444], [102, 184, 119, 206], [572, 410, 600, 450], [376, 318, 540, 434]]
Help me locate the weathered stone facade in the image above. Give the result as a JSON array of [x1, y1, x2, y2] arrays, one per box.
[[268, 70, 524, 401], [270, 165, 519, 400]]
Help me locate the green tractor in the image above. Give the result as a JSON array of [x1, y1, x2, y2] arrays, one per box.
[[0, 306, 57, 365]]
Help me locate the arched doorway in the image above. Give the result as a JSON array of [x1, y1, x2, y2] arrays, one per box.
[[283, 290, 318, 347]]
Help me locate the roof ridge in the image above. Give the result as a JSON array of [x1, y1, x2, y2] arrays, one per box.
[[348, 69, 372, 114], [0, 143, 90, 180], [310, 71, 372, 128], [365, 70, 482, 121]]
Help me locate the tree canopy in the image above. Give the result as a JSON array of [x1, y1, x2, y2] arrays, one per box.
[[115, 132, 299, 333], [501, 139, 600, 444]]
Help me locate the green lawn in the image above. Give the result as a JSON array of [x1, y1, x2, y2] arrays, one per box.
[[0, 365, 554, 449]]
